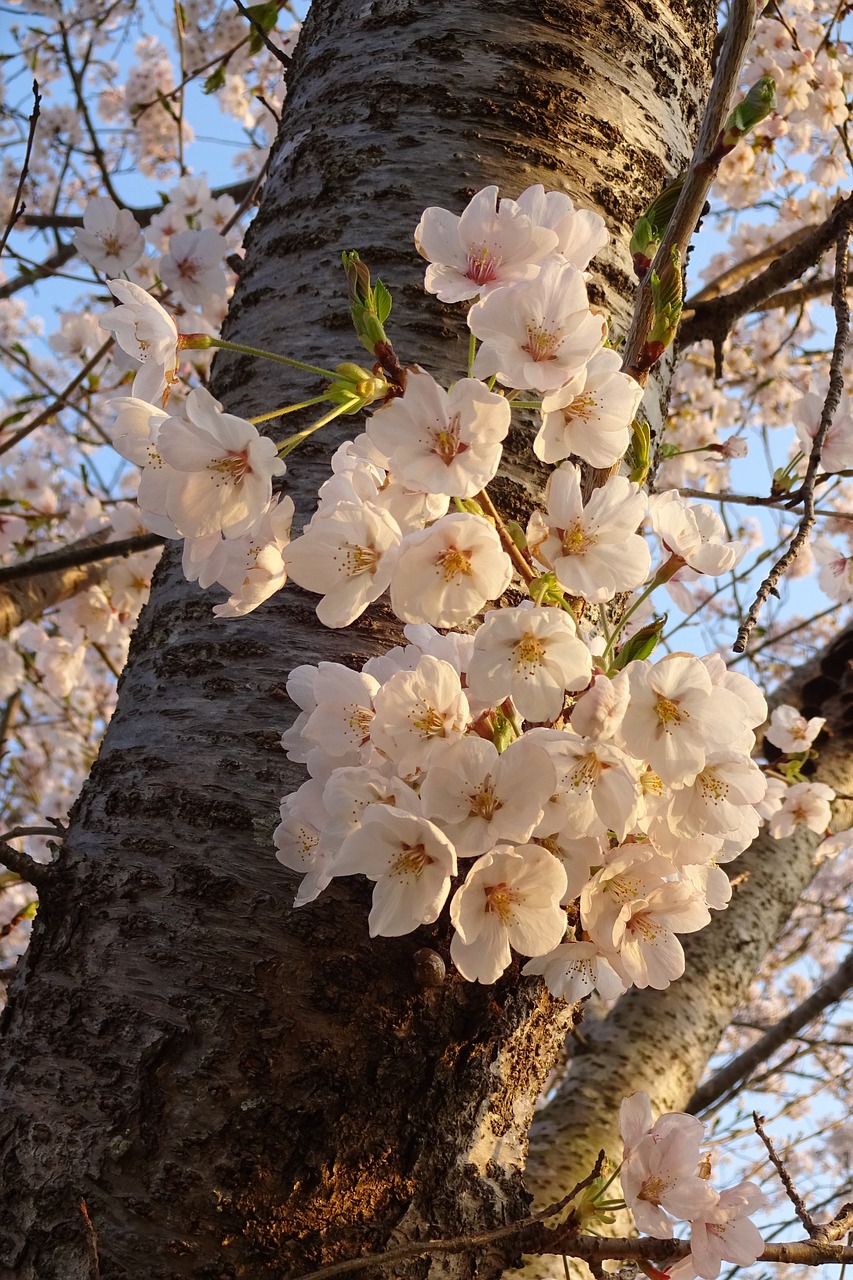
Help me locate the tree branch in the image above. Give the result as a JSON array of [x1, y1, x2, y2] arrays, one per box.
[[679, 193, 853, 348], [621, 0, 758, 382], [0, 81, 41, 262], [0, 531, 166, 585], [688, 945, 853, 1115], [733, 219, 852, 652]]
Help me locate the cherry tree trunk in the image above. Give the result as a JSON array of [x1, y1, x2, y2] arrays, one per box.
[[0, 2, 715, 1277]]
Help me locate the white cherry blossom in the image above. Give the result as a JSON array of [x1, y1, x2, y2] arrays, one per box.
[[420, 736, 556, 856], [522, 939, 625, 1002], [100, 280, 180, 406], [450, 845, 568, 983], [536, 348, 642, 466], [153, 387, 286, 539], [159, 227, 227, 308], [389, 513, 512, 627], [527, 464, 650, 602], [768, 780, 835, 838], [285, 501, 402, 628], [73, 197, 145, 274], [670, 1183, 767, 1280], [469, 261, 606, 392], [650, 490, 746, 577], [370, 654, 470, 776], [765, 703, 826, 752], [465, 604, 593, 723], [620, 654, 741, 787], [366, 369, 510, 498], [515, 184, 609, 270], [334, 805, 457, 936], [414, 185, 559, 303]]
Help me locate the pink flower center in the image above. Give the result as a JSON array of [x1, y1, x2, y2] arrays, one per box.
[[215, 448, 251, 482], [523, 323, 558, 362], [392, 843, 433, 877], [466, 245, 501, 286], [431, 414, 465, 465], [484, 881, 517, 923]]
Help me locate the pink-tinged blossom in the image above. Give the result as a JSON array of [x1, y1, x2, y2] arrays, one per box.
[[450, 845, 568, 983], [620, 654, 741, 787], [465, 604, 593, 723], [650, 491, 746, 577], [334, 806, 457, 936], [469, 261, 606, 392], [670, 1182, 767, 1280], [153, 387, 286, 539], [611, 881, 711, 990], [570, 674, 629, 740], [522, 939, 625, 1002], [389, 513, 512, 628], [579, 845, 674, 952], [620, 1095, 717, 1238], [414, 185, 559, 303], [321, 766, 421, 849], [100, 280, 180, 406], [420, 736, 556, 857], [371, 654, 470, 777], [366, 369, 510, 498], [159, 227, 227, 308], [765, 703, 826, 752], [515, 184, 609, 271], [299, 665, 380, 760], [667, 753, 767, 842], [285, 501, 402, 628], [769, 780, 835, 839], [794, 390, 853, 474], [536, 349, 642, 467], [73, 197, 145, 274], [527, 728, 643, 841], [212, 499, 295, 617], [814, 535, 853, 602], [274, 780, 337, 907], [527, 464, 650, 603]]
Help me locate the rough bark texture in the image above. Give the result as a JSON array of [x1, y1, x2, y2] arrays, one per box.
[[518, 626, 853, 1279], [0, 2, 716, 1277]]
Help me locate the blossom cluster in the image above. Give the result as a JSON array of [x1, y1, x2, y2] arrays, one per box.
[[620, 1092, 767, 1280]]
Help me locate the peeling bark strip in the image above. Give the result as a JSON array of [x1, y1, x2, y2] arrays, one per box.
[[0, 2, 716, 1276]]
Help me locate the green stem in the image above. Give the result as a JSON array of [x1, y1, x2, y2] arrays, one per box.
[[277, 398, 360, 458], [602, 581, 658, 662], [210, 337, 342, 381], [467, 331, 477, 378], [250, 394, 329, 425]]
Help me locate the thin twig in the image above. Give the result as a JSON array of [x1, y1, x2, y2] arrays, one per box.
[[754, 1111, 816, 1236], [680, 193, 853, 349], [290, 1153, 607, 1280], [0, 338, 114, 459], [0, 841, 54, 889], [688, 947, 853, 1115], [0, 532, 166, 585], [0, 80, 41, 261], [733, 220, 852, 653], [79, 1199, 100, 1280], [621, 0, 758, 383], [231, 0, 290, 66]]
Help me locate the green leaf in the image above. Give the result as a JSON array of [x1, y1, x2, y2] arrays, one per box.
[[245, 0, 279, 52], [611, 616, 667, 671], [202, 64, 227, 95], [374, 279, 393, 325]]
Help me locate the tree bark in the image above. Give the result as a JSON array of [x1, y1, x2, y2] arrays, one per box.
[[0, 3, 716, 1277]]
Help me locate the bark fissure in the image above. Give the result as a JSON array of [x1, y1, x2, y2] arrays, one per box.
[[0, 2, 716, 1276]]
